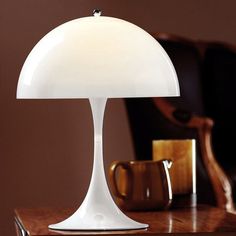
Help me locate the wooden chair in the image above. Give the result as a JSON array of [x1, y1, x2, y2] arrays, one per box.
[[124, 33, 235, 212]]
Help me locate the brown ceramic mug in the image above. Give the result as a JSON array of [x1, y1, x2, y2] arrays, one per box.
[[109, 160, 172, 211]]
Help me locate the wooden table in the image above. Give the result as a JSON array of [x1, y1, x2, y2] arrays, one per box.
[[14, 206, 236, 236]]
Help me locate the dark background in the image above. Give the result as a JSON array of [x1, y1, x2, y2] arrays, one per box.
[[1, 1, 236, 235]]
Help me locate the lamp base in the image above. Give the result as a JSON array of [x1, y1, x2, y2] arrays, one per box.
[[48, 192, 148, 231], [49, 204, 148, 231]]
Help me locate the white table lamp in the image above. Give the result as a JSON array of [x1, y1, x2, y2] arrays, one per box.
[[17, 10, 180, 231]]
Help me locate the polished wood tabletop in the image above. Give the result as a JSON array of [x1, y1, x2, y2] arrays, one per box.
[[14, 206, 236, 236]]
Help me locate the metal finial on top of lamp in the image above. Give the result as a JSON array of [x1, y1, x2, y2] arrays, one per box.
[[17, 10, 180, 231]]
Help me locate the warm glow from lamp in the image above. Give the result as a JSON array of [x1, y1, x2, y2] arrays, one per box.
[[17, 10, 180, 231]]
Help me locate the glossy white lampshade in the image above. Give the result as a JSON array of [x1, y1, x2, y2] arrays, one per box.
[[17, 15, 179, 98], [17, 12, 180, 231]]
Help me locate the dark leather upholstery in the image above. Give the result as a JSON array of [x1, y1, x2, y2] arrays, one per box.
[[203, 44, 236, 167], [159, 40, 205, 115], [125, 36, 236, 206], [202, 44, 236, 200]]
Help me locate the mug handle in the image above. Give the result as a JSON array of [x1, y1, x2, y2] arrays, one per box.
[[109, 161, 133, 200]]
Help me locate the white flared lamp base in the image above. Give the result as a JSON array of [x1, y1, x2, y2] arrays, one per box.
[[49, 197, 148, 231]]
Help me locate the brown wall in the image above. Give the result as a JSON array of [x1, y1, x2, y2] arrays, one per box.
[[1, 0, 236, 235]]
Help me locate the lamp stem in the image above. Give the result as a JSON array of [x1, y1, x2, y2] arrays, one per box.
[[88, 97, 109, 199]]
